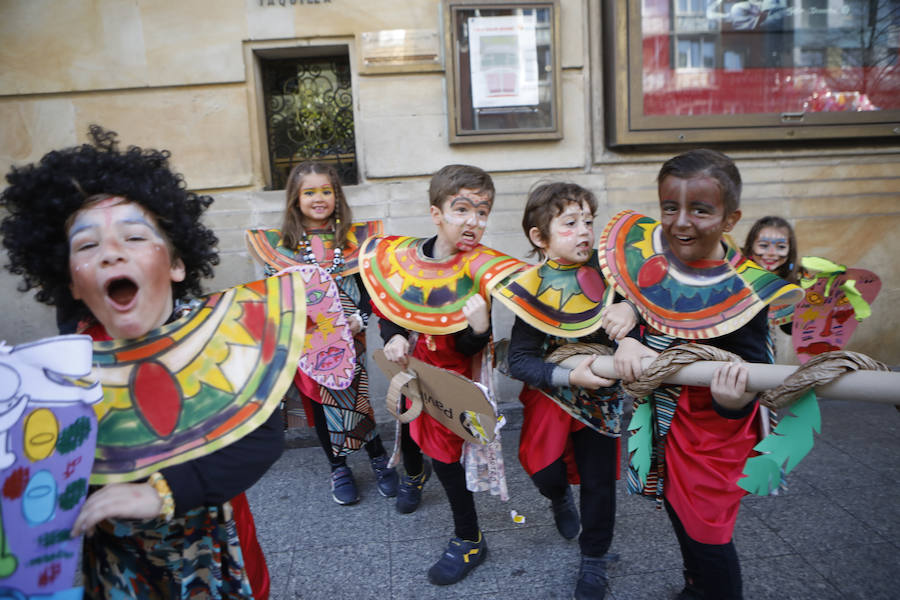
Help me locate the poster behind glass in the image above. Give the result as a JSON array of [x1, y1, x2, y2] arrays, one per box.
[[642, 0, 900, 117], [448, 2, 558, 139]]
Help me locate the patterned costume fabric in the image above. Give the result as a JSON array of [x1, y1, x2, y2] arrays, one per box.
[[535, 334, 624, 437], [83, 503, 251, 599], [294, 273, 377, 457], [598, 210, 802, 339], [249, 225, 379, 458]]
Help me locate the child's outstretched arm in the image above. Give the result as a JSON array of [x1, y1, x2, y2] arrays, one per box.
[[508, 317, 614, 392], [614, 336, 658, 383], [601, 300, 639, 341]]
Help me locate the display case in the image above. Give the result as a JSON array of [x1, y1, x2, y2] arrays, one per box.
[[603, 0, 900, 147], [443, 0, 562, 143]]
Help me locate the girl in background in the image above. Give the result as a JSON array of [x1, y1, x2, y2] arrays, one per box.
[[249, 161, 397, 505]]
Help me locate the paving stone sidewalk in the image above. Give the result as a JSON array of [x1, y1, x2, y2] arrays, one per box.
[[247, 398, 900, 599]]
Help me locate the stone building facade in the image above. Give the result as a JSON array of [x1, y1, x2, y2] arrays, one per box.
[[2, 0, 898, 368]]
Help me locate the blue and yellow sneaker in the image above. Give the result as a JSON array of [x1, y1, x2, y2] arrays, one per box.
[[396, 462, 431, 514], [427, 531, 487, 585]]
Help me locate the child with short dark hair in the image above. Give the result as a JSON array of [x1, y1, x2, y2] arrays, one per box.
[[246, 160, 397, 505], [360, 164, 524, 586], [1, 127, 281, 599], [496, 182, 635, 599], [607, 149, 802, 599]]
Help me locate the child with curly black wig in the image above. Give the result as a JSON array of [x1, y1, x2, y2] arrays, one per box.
[[1, 126, 276, 599]]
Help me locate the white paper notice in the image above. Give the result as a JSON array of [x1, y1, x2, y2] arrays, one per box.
[[468, 14, 539, 108]]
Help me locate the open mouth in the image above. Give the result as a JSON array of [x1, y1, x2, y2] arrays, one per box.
[[106, 277, 138, 309]]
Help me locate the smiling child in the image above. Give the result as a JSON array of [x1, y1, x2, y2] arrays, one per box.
[[604, 149, 802, 600]]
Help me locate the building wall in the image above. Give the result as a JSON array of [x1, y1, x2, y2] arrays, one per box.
[[2, 0, 898, 369]]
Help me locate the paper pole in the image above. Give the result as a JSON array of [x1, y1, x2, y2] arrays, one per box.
[[558, 356, 898, 404]]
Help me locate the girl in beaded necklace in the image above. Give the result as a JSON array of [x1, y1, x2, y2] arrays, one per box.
[[273, 161, 397, 505]]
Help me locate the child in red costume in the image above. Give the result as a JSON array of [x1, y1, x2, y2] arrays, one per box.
[[611, 149, 801, 600], [0, 127, 277, 599], [500, 182, 638, 599], [365, 164, 513, 586]]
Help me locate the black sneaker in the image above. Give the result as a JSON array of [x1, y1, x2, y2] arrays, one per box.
[[396, 462, 431, 514], [331, 465, 359, 505], [573, 553, 617, 599], [551, 486, 580, 540], [370, 454, 399, 497], [427, 531, 487, 585]]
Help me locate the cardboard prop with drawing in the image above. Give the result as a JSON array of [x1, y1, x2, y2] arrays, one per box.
[[791, 257, 881, 363], [0, 335, 102, 599], [91, 272, 306, 484], [373, 350, 497, 445]]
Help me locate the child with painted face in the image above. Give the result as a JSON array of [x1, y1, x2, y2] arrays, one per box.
[[363, 164, 517, 586], [743, 215, 800, 336], [498, 182, 638, 600], [1, 127, 279, 599], [609, 149, 800, 600], [743, 215, 798, 284], [249, 161, 398, 506]]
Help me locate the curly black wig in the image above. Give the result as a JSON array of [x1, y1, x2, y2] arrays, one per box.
[[1, 126, 219, 323]]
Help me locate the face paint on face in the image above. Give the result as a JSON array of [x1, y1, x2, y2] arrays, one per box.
[[297, 172, 336, 229], [751, 226, 790, 271], [658, 175, 741, 264], [430, 188, 493, 256], [68, 197, 186, 339], [535, 201, 595, 264]]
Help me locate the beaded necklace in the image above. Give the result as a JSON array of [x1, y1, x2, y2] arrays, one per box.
[[298, 229, 345, 283]]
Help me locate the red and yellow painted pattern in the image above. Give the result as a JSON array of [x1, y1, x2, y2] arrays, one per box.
[[359, 235, 527, 335], [90, 272, 306, 484]]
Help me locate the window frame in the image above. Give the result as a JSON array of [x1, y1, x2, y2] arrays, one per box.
[[442, 0, 563, 144], [601, 0, 900, 148]]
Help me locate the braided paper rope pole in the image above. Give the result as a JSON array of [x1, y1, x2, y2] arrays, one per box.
[[551, 343, 898, 406]]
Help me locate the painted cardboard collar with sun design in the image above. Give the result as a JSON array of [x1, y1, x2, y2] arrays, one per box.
[[493, 250, 615, 338], [245, 221, 383, 276], [598, 210, 803, 339], [359, 235, 527, 335], [90, 271, 306, 484]]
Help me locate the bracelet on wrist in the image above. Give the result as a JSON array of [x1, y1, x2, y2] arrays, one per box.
[[148, 472, 175, 521]]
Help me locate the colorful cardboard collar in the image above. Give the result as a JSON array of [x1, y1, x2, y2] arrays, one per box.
[[90, 272, 306, 483], [598, 210, 803, 339], [359, 235, 527, 334], [245, 220, 383, 276], [493, 250, 614, 338]]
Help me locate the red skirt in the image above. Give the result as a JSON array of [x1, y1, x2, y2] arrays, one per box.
[[664, 386, 759, 545]]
